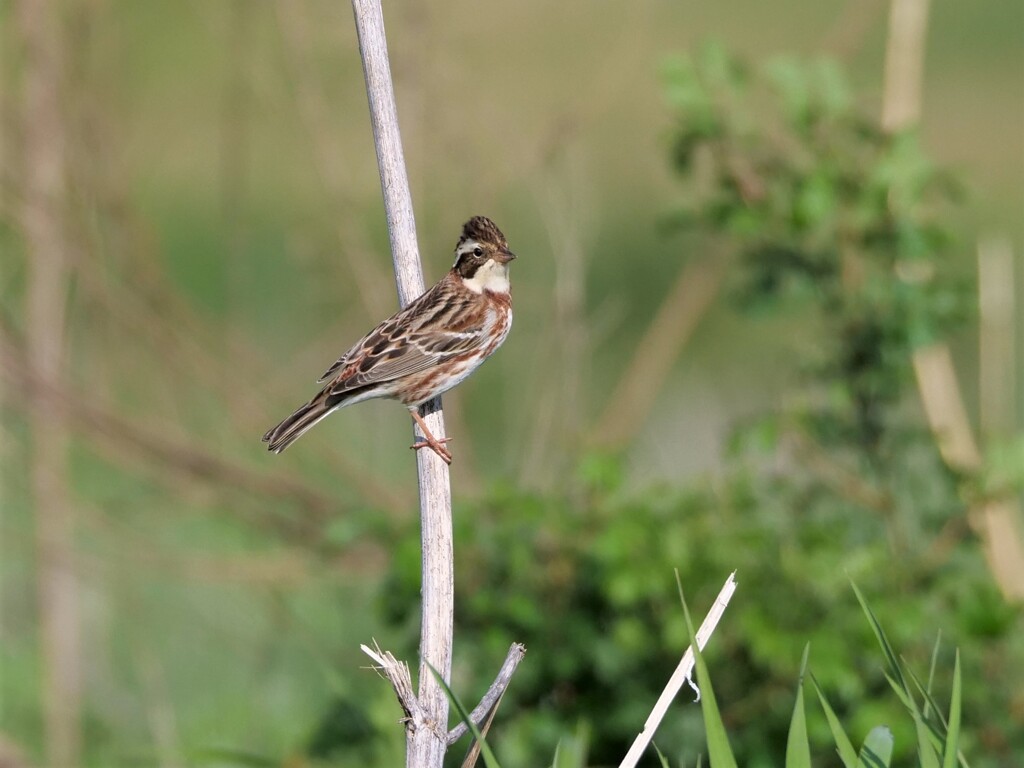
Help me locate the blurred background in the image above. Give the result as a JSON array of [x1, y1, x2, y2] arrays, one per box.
[[2, 0, 1022, 766]]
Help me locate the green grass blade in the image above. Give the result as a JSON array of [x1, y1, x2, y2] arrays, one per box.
[[809, 672, 858, 768], [882, 671, 914, 710], [785, 644, 812, 768], [851, 582, 908, 693], [898, 663, 939, 768], [427, 663, 503, 768], [681, 590, 738, 768], [551, 722, 589, 768], [907, 664, 973, 768], [942, 650, 962, 768], [853, 580, 936, 766], [905, 662, 949, 730], [652, 742, 672, 768], [857, 725, 894, 768], [904, 666, 955, 762], [914, 712, 942, 768], [924, 632, 942, 720]]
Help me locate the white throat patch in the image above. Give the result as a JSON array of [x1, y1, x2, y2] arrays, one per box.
[[462, 259, 510, 295]]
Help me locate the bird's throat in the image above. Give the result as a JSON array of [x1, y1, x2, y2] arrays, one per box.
[[462, 260, 510, 295]]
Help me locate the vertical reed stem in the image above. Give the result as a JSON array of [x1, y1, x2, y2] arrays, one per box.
[[351, 2, 454, 763]]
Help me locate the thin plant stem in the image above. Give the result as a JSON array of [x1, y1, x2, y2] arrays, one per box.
[[350, 1, 454, 765]]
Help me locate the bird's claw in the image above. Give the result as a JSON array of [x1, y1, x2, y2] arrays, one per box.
[[410, 436, 453, 464]]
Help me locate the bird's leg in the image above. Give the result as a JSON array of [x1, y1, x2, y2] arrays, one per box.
[[410, 409, 453, 464]]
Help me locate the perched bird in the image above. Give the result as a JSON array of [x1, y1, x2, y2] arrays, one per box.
[[263, 216, 515, 464]]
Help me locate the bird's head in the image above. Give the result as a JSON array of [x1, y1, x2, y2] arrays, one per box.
[[452, 216, 515, 294]]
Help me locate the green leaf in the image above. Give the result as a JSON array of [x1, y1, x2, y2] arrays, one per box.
[[942, 651, 962, 768], [885, 668, 941, 761], [852, 582, 908, 694], [794, 172, 837, 230], [652, 742, 672, 768], [905, 658, 972, 768], [765, 56, 810, 125], [550, 741, 563, 768], [905, 662, 949, 731], [857, 725, 894, 768], [428, 663, 503, 768], [810, 672, 858, 768], [551, 722, 589, 768], [785, 644, 812, 768], [883, 671, 914, 711], [854, 584, 940, 767], [681, 591, 738, 768], [924, 632, 942, 720], [813, 58, 851, 116], [915, 712, 942, 768], [909, 667, 954, 765]]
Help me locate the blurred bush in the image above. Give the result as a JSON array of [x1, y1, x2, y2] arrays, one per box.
[[379, 464, 1020, 766]]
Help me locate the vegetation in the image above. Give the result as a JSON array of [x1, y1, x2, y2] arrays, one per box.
[[442, 585, 970, 768], [377, 43, 1022, 766], [2, 3, 1022, 768]]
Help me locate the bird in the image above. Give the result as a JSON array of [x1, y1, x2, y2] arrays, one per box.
[[262, 215, 515, 464]]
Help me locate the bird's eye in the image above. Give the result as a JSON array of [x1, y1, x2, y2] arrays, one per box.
[[473, 247, 484, 258]]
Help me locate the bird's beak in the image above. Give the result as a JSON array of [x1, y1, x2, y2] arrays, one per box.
[[494, 249, 516, 264]]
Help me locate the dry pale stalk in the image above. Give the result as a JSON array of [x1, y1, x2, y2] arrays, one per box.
[[972, 240, 1024, 599], [619, 572, 739, 768], [446, 643, 527, 745], [879, 0, 1024, 599], [362, 642, 419, 723], [881, 0, 931, 133], [351, 1, 454, 765], [17, 0, 81, 765], [979, 238, 1017, 437], [351, 4, 527, 761]]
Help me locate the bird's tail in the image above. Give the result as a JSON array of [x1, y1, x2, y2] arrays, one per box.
[[262, 396, 337, 453]]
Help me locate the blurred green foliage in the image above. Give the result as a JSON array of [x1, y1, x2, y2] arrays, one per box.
[[380, 462, 1018, 766], [370, 46, 1023, 768], [440, 596, 968, 768]]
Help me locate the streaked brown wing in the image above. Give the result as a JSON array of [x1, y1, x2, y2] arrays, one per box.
[[327, 326, 484, 395], [317, 276, 487, 394], [317, 281, 440, 384], [316, 318, 396, 383]]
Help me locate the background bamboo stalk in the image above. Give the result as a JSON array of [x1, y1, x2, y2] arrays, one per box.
[[881, 0, 931, 132], [976, 240, 1024, 599], [350, 1, 454, 765], [979, 237, 1017, 438], [17, 0, 81, 764], [880, 0, 1024, 599], [912, 344, 983, 469]]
